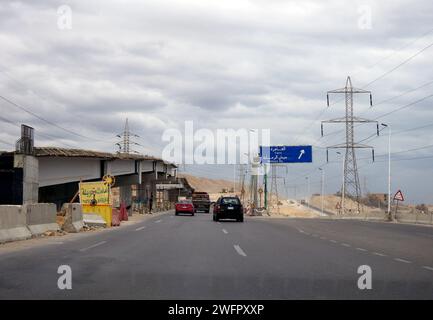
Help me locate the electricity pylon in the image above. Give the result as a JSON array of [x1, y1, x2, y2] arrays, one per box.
[[269, 164, 280, 214], [321, 76, 378, 214], [116, 118, 141, 154]]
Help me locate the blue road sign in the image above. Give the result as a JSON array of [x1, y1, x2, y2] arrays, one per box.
[[259, 145, 313, 163]]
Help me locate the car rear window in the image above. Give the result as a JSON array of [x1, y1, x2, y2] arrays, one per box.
[[192, 194, 209, 200], [221, 198, 240, 205]]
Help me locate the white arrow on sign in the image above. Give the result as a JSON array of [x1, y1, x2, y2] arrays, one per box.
[[298, 149, 305, 160]]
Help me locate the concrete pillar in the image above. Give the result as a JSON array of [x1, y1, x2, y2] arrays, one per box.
[[14, 154, 39, 204]]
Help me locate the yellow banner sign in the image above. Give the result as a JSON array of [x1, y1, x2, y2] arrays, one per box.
[[79, 181, 110, 205]]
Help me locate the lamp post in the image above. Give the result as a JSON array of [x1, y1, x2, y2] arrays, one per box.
[[319, 167, 325, 215], [336, 151, 346, 214], [381, 123, 392, 221]]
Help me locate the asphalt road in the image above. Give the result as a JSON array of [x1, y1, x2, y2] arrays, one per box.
[[1, 211, 433, 299]]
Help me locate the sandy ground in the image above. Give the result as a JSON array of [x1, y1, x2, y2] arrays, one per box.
[[266, 199, 321, 218], [0, 210, 170, 255]]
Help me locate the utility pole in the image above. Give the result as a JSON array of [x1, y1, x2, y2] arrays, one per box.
[[322, 76, 377, 215], [249, 156, 260, 211], [381, 123, 392, 220], [263, 164, 268, 210], [238, 164, 247, 203], [319, 167, 325, 215]]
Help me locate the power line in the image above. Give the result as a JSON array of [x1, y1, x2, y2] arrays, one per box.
[[363, 27, 433, 70], [317, 80, 433, 142], [363, 40, 433, 88], [0, 115, 78, 149], [0, 94, 114, 143], [297, 30, 433, 145]]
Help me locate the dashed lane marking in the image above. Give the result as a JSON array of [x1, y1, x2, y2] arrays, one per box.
[[155, 219, 162, 223], [234, 245, 247, 257], [222, 229, 228, 234], [79, 241, 107, 252], [341, 243, 351, 247], [372, 252, 387, 257], [422, 266, 433, 271], [394, 258, 412, 264], [135, 226, 146, 231], [356, 248, 368, 252]]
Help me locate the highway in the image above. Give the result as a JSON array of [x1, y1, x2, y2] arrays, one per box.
[[0, 211, 433, 299]]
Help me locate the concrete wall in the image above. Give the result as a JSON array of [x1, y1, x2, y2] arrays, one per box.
[[24, 203, 59, 235], [140, 159, 154, 172], [0, 205, 32, 243], [107, 159, 136, 176], [39, 157, 101, 187]]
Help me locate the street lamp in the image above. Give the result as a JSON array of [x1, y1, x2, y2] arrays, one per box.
[[381, 123, 392, 220], [336, 151, 346, 214], [319, 167, 325, 215]]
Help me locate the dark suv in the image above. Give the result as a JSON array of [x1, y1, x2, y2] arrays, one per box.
[[213, 196, 244, 222]]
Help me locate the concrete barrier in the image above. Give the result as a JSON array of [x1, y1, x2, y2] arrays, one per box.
[[0, 205, 32, 243], [24, 203, 59, 236], [61, 203, 84, 233], [83, 213, 107, 227]]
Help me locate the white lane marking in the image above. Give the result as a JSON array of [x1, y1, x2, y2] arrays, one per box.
[[222, 229, 228, 234], [372, 252, 387, 257], [155, 219, 162, 223], [234, 245, 247, 257], [135, 226, 146, 231], [330, 240, 337, 243], [356, 247, 367, 252], [297, 228, 305, 233], [341, 243, 351, 247], [394, 258, 412, 264], [79, 241, 107, 252], [422, 266, 433, 271]]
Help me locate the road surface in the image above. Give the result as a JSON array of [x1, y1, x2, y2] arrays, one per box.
[[1, 211, 432, 299]]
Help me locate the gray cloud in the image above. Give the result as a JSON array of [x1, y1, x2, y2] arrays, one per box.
[[0, 0, 433, 202]]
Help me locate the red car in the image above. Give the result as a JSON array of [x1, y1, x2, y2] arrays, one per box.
[[175, 200, 195, 216]]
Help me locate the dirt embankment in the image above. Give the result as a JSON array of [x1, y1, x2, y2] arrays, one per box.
[[178, 174, 235, 194]]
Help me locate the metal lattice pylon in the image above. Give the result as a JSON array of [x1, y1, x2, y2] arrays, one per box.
[[116, 118, 141, 154], [269, 164, 280, 214], [321, 77, 378, 214]]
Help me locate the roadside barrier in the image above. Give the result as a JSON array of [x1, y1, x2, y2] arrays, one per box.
[[61, 203, 84, 233], [0, 205, 32, 243], [24, 203, 60, 236]]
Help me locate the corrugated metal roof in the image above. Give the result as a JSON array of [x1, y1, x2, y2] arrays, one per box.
[[31, 147, 177, 167], [34, 147, 114, 159]]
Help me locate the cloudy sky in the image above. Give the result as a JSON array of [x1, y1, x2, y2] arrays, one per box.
[[1, 0, 433, 203]]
